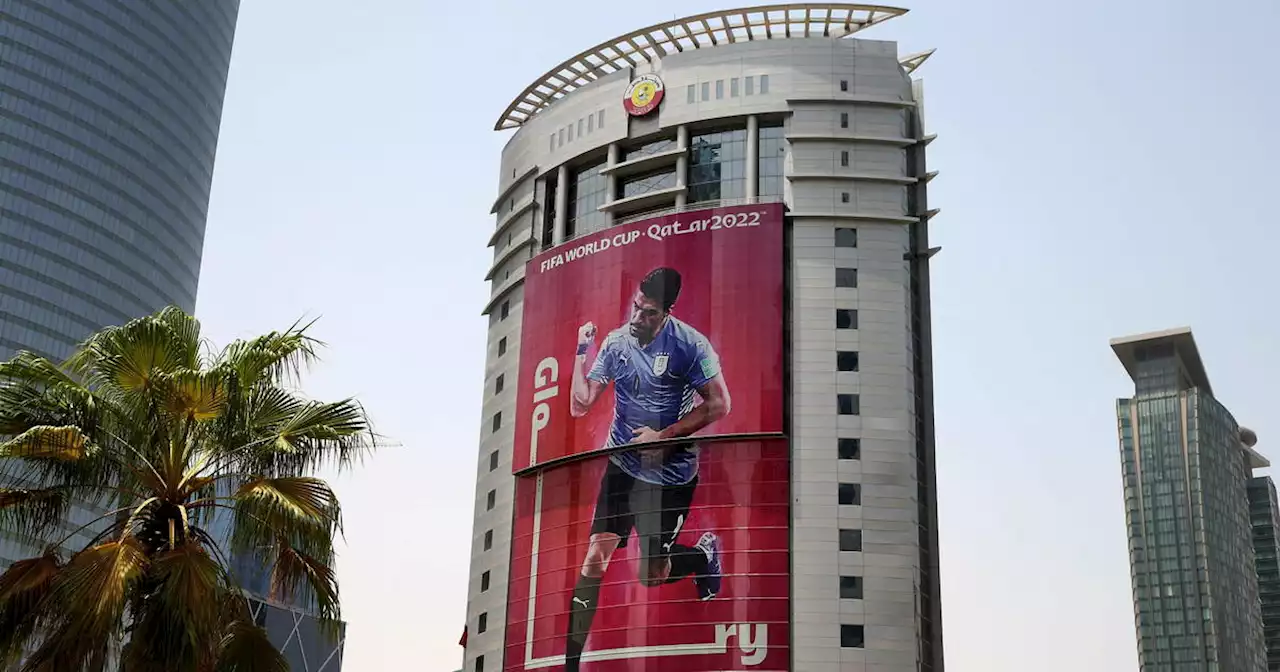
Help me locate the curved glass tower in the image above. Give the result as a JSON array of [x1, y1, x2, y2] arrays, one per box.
[[0, 0, 239, 360]]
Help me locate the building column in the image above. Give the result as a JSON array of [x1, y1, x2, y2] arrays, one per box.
[[553, 164, 569, 244], [675, 125, 689, 209], [605, 143, 620, 227], [746, 115, 759, 200]]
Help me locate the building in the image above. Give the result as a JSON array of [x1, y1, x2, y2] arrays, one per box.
[[1249, 475, 1280, 670], [233, 558, 348, 672], [0, 0, 240, 563], [1112, 328, 1268, 670], [466, 5, 943, 672]]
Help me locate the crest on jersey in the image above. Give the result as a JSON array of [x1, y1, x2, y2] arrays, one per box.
[[652, 354, 670, 376]]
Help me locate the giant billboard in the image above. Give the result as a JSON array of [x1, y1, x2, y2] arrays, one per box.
[[504, 439, 790, 672], [513, 204, 785, 473]]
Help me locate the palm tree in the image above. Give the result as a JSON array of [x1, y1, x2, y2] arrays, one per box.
[[0, 307, 373, 671]]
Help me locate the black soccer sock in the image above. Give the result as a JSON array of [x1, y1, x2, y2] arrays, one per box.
[[565, 574, 602, 672], [663, 543, 710, 584]]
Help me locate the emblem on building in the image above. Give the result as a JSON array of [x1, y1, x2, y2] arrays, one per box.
[[623, 74, 665, 117]]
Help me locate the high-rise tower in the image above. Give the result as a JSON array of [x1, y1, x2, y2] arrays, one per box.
[[0, 0, 239, 565], [1112, 328, 1268, 670], [465, 5, 943, 671]]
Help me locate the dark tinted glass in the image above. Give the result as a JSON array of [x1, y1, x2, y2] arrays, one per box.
[[836, 309, 857, 329], [841, 624, 865, 647], [838, 394, 860, 415], [835, 228, 858, 247], [839, 483, 861, 505], [838, 438, 860, 459], [839, 529, 862, 551], [836, 268, 858, 288], [840, 576, 863, 599]]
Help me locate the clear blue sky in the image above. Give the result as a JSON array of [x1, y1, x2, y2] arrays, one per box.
[[196, 0, 1280, 669]]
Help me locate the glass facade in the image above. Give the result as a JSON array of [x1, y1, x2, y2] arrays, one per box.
[[758, 124, 785, 200], [0, 0, 239, 359], [688, 128, 747, 203], [566, 160, 606, 239], [248, 597, 347, 672], [1116, 351, 1266, 671], [1249, 476, 1280, 670]]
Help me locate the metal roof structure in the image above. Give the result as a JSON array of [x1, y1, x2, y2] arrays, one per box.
[[495, 3, 910, 131]]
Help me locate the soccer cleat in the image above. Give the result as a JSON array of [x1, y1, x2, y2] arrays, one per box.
[[693, 531, 722, 600]]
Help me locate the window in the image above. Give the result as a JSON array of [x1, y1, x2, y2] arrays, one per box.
[[550, 134, 555, 151], [489, 450, 499, 471], [836, 309, 857, 329], [483, 530, 493, 551], [568, 159, 608, 236], [840, 112, 849, 128], [500, 301, 510, 320], [838, 394, 860, 415], [495, 374, 505, 394], [567, 124, 573, 142], [688, 129, 748, 203], [588, 113, 594, 132], [837, 351, 859, 372], [486, 489, 496, 510], [840, 576, 863, 599], [840, 192, 850, 203], [745, 76, 755, 95], [498, 338, 507, 356], [478, 613, 488, 634], [491, 412, 502, 432], [481, 571, 491, 592], [839, 529, 862, 552], [840, 150, 849, 167], [730, 78, 739, 97], [558, 128, 565, 146], [836, 268, 858, 288], [715, 79, 724, 99], [597, 110, 605, 128], [839, 483, 861, 505], [578, 119, 584, 137], [835, 227, 857, 247], [758, 124, 786, 199], [840, 79, 849, 92], [687, 84, 696, 103], [841, 624, 865, 648], [759, 74, 769, 93], [838, 438, 861, 459], [476, 655, 485, 672]]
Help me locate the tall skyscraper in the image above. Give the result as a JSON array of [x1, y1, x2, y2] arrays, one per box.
[[0, 0, 240, 563], [1112, 327, 1268, 670], [1249, 475, 1280, 670], [465, 5, 943, 671]]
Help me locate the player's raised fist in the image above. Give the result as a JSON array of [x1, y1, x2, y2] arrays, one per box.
[[577, 322, 597, 345]]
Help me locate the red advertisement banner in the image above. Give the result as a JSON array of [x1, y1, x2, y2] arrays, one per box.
[[513, 204, 785, 473], [504, 440, 790, 672]]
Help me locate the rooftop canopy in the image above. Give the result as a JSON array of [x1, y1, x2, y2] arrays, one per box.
[[494, 3, 910, 131]]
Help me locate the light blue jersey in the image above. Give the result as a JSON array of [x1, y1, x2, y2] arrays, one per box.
[[587, 316, 721, 485]]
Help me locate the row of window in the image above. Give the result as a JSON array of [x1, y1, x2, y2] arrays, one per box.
[[833, 225, 865, 650], [686, 74, 771, 103], [549, 108, 608, 152]]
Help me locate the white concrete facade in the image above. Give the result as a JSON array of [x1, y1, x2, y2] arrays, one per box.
[[467, 15, 942, 672]]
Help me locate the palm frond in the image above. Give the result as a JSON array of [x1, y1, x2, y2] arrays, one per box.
[[0, 488, 68, 539], [48, 538, 147, 634], [159, 369, 227, 423], [24, 538, 146, 670], [0, 552, 60, 666], [250, 399, 373, 475], [215, 621, 289, 672], [0, 425, 88, 461], [269, 544, 340, 627], [124, 543, 228, 668], [233, 477, 340, 527], [216, 323, 321, 390]]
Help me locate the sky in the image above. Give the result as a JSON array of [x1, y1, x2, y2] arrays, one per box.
[[196, 0, 1280, 669]]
